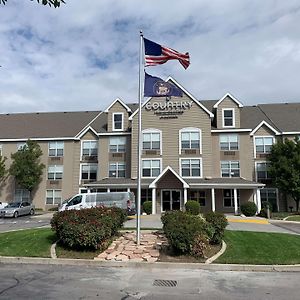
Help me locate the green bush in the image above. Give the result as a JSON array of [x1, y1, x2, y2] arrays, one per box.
[[204, 212, 228, 245], [191, 235, 209, 258], [240, 201, 257, 217], [51, 207, 126, 250], [143, 201, 152, 215], [185, 200, 200, 215], [161, 211, 209, 255]]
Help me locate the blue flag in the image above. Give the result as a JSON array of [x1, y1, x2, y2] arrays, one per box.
[[144, 72, 183, 97]]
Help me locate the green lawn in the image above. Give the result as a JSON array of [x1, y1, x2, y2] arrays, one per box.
[[0, 228, 56, 257], [285, 215, 300, 222], [216, 231, 300, 265]]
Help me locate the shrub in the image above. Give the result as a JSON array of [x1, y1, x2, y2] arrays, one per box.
[[204, 212, 228, 245], [240, 201, 257, 217], [191, 235, 209, 258], [161, 211, 209, 254], [51, 207, 126, 250], [185, 200, 200, 215], [143, 201, 152, 215]]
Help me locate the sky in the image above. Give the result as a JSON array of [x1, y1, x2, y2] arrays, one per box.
[[1, 0, 300, 113]]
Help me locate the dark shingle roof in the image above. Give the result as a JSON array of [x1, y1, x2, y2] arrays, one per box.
[[0, 111, 100, 139]]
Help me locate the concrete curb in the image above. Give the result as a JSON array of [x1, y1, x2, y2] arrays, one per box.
[[50, 242, 57, 259], [0, 256, 300, 272], [205, 240, 226, 264], [272, 219, 300, 224]]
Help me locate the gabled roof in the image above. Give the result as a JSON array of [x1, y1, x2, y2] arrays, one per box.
[[149, 166, 189, 188], [250, 120, 280, 136], [0, 111, 100, 140], [129, 76, 214, 120], [104, 97, 132, 113], [213, 93, 243, 108]]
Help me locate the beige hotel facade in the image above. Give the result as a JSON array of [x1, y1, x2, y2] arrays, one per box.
[[0, 77, 299, 214]]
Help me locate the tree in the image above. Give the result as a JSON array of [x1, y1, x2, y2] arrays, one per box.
[[0, 0, 65, 8], [268, 137, 300, 212], [9, 140, 45, 202], [0, 155, 8, 183]]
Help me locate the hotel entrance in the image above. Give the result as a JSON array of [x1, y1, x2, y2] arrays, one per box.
[[161, 190, 181, 212]]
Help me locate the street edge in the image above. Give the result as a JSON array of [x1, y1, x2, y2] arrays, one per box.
[[0, 256, 300, 272]]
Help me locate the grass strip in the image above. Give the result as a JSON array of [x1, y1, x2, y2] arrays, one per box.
[[0, 228, 55, 258], [216, 230, 300, 265], [285, 216, 300, 222]]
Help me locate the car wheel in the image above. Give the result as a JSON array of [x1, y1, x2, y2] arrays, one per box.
[[13, 211, 18, 218], [30, 209, 35, 216]]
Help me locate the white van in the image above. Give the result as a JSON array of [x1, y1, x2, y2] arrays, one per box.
[[58, 192, 136, 215]]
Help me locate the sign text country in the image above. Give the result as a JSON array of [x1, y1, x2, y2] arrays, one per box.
[[145, 101, 193, 111]]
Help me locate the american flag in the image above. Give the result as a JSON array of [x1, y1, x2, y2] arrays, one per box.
[[144, 38, 190, 69]]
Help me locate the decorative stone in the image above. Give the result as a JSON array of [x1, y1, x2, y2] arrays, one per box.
[[133, 249, 144, 254], [115, 254, 129, 262], [146, 257, 158, 263]]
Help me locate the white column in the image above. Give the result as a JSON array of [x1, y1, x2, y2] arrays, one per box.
[[184, 188, 188, 206], [152, 188, 156, 215], [127, 188, 130, 193], [211, 188, 215, 212], [107, 188, 110, 193], [256, 188, 261, 213], [234, 188, 238, 215]]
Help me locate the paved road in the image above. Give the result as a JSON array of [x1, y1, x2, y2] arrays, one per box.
[[0, 263, 299, 300], [270, 221, 300, 234], [0, 214, 51, 232]]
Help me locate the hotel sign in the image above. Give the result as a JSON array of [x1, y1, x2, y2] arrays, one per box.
[[145, 101, 193, 119]]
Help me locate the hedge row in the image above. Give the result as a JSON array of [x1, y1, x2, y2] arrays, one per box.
[[161, 211, 228, 256], [51, 207, 126, 250]]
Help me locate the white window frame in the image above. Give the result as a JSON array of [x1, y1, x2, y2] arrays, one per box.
[[112, 112, 124, 131], [141, 158, 162, 178], [179, 157, 203, 178], [219, 134, 239, 151], [222, 108, 235, 128], [142, 128, 162, 154], [48, 165, 63, 180], [109, 136, 126, 153], [254, 136, 275, 158], [179, 127, 202, 154], [0, 144, 2, 156], [220, 161, 240, 178], [109, 162, 126, 178], [80, 163, 98, 181], [46, 189, 62, 205], [48, 141, 64, 157], [81, 140, 98, 158]]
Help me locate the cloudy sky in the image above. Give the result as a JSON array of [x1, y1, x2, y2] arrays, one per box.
[[0, 0, 300, 113]]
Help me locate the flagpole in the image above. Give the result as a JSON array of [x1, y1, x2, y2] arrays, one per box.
[[136, 30, 144, 245]]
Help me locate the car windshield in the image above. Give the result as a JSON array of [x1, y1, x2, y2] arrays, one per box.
[[6, 202, 21, 208], [61, 197, 71, 205]]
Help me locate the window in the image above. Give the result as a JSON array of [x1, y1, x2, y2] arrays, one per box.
[[113, 113, 123, 131], [142, 159, 161, 177], [255, 137, 274, 154], [222, 108, 235, 127], [46, 190, 62, 205], [49, 141, 64, 157], [82, 141, 98, 157], [181, 158, 202, 177], [14, 189, 30, 202], [223, 189, 240, 207], [0, 144, 2, 156], [141, 189, 153, 205], [261, 188, 278, 212], [109, 137, 126, 152], [256, 162, 271, 180], [143, 131, 160, 150], [17, 142, 26, 151], [109, 162, 126, 178], [189, 190, 206, 206], [221, 161, 240, 177], [220, 134, 239, 150], [81, 164, 97, 180], [48, 165, 63, 180], [180, 128, 201, 152]]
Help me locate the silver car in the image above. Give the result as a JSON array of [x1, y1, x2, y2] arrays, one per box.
[[0, 202, 35, 218]]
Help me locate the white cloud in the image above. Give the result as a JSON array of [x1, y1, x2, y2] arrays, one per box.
[[1, 0, 300, 113]]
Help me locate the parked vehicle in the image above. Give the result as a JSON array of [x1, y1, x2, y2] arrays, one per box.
[[0, 202, 35, 218], [59, 192, 136, 215], [0, 202, 8, 209]]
